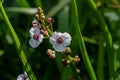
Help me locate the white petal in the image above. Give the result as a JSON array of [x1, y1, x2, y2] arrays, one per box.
[[62, 32, 71, 46], [62, 32, 71, 40], [53, 43, 66, 52], [38, 34, 43, 43], [52, 32, 62, 39], [34, 27, 40, 35], [29, 38, 40, 48], [49, 37, 56, 44], [63, 39, 71, 46], [29, 27, 40, 37], [26, 78, 29, 80], [55, 32, 62, 39], [17, 74, 25, 80], [29, 27, 35, 37]]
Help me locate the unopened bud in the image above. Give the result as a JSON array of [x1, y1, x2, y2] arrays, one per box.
[[73, 55, 80, 62], [40, 13, 45, 19], [62, 59, 71, 66], [41, 15, 45, 20], [40, 30, 49, 37], [38, 7, 42, 11], [35, 14, 39, 19], [63, 47, 71, 55], [76, 69, 80, 74], [47, 49, 55, 58], [46, 18, 54, 23]]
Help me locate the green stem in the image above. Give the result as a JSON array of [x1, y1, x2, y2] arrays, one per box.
[[97, 34, 104, 80], [0, 3, 37, 80], [86, 0, 116, 79], [72, 0, 97, 80]]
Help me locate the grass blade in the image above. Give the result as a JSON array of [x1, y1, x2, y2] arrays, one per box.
[[70, 0, 97, 80], [0, 3, 37, 80], [86, 0, 116, 79]]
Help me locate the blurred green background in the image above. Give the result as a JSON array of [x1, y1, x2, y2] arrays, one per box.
[[0, 0, 120, 80]]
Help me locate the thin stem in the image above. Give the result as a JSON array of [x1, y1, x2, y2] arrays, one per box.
[[97, 34, 104, 80], [0, 3, 37, 80], [86, 0, 116, 79], [71, 0, 97, 80]]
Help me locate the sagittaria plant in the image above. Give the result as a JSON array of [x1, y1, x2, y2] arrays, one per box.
[[28, 7, 80, 67], [16, 7, 81, 80], [1, 0, 116, 79]]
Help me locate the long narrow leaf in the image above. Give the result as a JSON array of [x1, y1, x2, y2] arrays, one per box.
[[0, 3, 37, 80], [86, 0, 116, 79], [70, 0, 97, 80]]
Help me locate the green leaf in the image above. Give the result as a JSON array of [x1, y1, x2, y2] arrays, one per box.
[[0, 3, 37, 80]]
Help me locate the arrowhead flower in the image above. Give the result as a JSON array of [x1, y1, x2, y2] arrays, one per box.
[[17, 72, 29, 80], [29, 19, 43, 48], [49, 32, 71, 52]]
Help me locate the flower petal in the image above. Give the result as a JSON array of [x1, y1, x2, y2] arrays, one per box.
[[17, 74, 24, 80], [62, 32, 71, 40], [29, 27, 35, 37], [17, 74, 29, 80], [62, 32, 71, 46], [29, 27, 40, 37], [34, 27, 40, 34], [38, 34, 43, 43], [52, 32, 62, 39], [63, 39, 71, 46], [53, 43, 66, 52], [49, 37, 56, 44], [29, 38, 40, 48]]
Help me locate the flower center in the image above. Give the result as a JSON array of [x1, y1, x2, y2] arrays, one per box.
[[57, 37, 64, 44], [23, 76, 28, 80], [33, 34, 39, 40]]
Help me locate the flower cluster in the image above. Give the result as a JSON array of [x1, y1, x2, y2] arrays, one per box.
[[28, 7, 80, 65], [29, 7, 71, 52], [17, 7, 80, 80]]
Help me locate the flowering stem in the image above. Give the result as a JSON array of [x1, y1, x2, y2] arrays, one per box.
[[86, 0, 116, 79], [46, 25, 53, 36], [0, 2, 37, 80], [71, 0, 97, 80]]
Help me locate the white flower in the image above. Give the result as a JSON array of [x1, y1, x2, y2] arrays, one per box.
[[17, 72, 29, 80], [29, 34, 43, 48], [29, 26, 43, 48], [49, 32, 71, 52]]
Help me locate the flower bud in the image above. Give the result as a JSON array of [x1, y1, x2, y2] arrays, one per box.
[[47, 49, 55, 58], [46, 18, 54, 23], [38, 7, 43, 13], [62, 59, 71, 66], [35, 14, 39, 19], [40, 13, 45, 20], [73, 55, 80, 62], [40, 30, 49, 37], [76, 69, 80, 74], [63, 47, 71, 55]]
